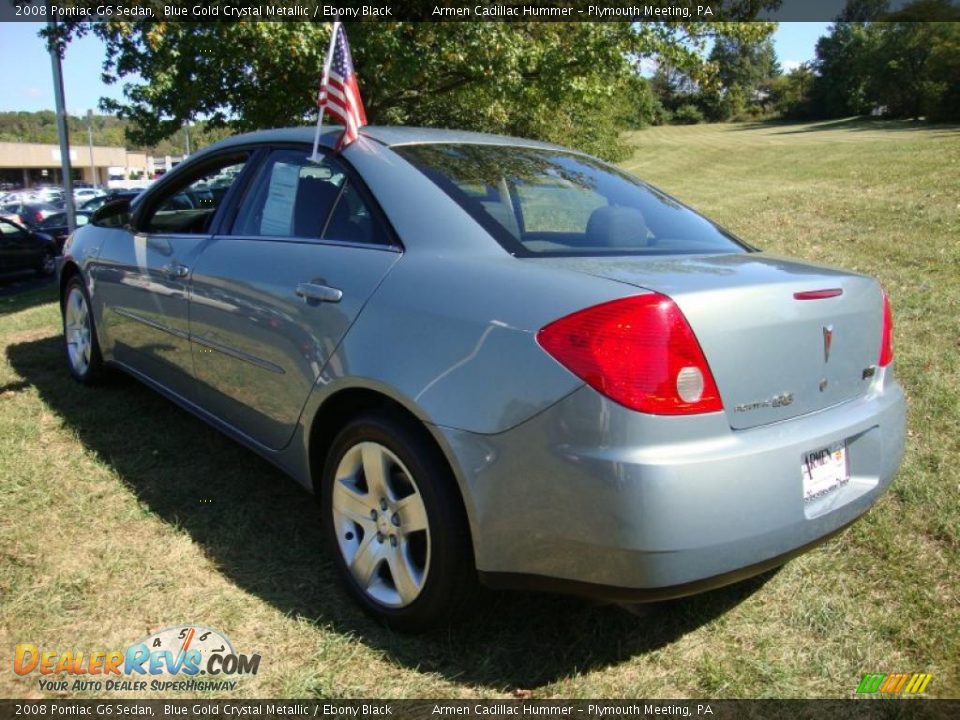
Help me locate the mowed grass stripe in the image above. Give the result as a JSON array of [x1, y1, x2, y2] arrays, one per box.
[[0, 119, 957, 699]]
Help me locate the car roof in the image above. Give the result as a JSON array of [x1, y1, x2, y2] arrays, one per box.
[[195, 125, 575, 158]]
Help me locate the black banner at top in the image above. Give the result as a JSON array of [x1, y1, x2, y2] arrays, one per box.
[[3, 0, 960, 23]]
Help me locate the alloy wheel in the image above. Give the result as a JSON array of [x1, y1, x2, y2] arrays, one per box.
[[41, 252, 56, 275], [331, 441, 431, 608], [64, 286, 92, 377]]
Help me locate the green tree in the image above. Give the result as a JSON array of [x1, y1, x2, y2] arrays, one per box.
[[769, 63, 815, 118], [809, 22, 876, 117], [613, 76, 670, 129], [0, 111, 232, 155], [48, 17, 778, 161], [837, 0, 890, 21], [926, 22, 960, 120], [709, 35, 780, 94], [650, 63, 703, 116], [867, 2, 960, 119], [701, 34, 780, 121], [808, 0, 960, 120]]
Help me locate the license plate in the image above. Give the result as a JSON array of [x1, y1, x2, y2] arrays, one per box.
[[802, 441, 849, 502]]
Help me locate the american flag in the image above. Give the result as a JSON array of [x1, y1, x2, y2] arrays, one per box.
[[318, 23, 367, 150]]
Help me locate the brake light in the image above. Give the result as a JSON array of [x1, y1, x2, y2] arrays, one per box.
[[794, 288, 843, 300], [878, 288, 894, 366], [537, 293, 723, 415]]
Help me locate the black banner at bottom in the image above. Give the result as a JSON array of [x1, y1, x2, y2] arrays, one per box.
[[0, 700, 958, 720]]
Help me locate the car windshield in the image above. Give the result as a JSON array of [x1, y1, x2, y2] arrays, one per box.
[[393, 143, 749, 257]]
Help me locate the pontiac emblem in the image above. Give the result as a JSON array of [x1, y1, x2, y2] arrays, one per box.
[[823, 325, 834, 363]]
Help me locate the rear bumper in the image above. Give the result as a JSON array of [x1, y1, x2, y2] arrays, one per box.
[[439, 369, 906, 598], [478, 519, 855, 603]]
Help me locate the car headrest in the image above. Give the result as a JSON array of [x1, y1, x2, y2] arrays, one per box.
[[585, 205, 650, 248], [293, 177, 341, 238]]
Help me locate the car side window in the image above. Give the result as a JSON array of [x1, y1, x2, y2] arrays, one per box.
[[0, 219, 25, 238], [231, 149, 388, 246], [323, 181, 388, 246], [141, 157, 247, 235], [232, 150, 343, 239]]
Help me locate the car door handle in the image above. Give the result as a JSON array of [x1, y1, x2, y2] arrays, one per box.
[[296, 282, 343, 304], [162, 263, 190, 279]]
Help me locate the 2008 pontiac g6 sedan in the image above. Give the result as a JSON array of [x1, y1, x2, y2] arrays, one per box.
[[59, 127, 906, 631]]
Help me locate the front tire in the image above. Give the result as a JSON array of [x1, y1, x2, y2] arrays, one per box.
[[321, 411, 475, 632], [62, 276, 104, 384]]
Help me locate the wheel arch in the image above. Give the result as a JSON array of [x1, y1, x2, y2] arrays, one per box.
[[58, 260, 81, 302], [305, 385, 480, 558]]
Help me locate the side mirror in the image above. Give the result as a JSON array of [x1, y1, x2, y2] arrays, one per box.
[[91, 199, 131, 229]]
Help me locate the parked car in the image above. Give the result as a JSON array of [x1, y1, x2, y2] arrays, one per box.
[[0, 217, 56, 275], [0, 191, 27, 206], [36, 210, 93, 252], [80, 190, 141, 212], [0, 208, 21, 225], [74, 188, 105, 204], [59, 127, 906, 631], [31, 186, 65, 206], [0, 201, 59, 228]]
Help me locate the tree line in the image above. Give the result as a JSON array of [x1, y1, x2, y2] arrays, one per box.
[[34, 0, 960, 164], [0, 111, 231, 157], [648, 0, 960, 126], [45, 8, 779, 161]]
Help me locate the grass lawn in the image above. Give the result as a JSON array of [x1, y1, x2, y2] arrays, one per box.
[[1, 119, 957, 699]]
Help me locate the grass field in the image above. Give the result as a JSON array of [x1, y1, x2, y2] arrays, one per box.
[[1, 119, 958, 699]]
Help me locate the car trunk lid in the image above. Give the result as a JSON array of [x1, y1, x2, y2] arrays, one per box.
[[529, 253, 884, 430]]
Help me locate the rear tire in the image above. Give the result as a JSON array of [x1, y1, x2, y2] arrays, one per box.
[[320, 411, 476, 632], [62, 276, 104, 384]]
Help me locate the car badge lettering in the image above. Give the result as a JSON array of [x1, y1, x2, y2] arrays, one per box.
[[734, 392, 794, 413]]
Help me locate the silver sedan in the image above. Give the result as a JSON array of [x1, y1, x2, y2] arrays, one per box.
[[58, 127, 906, 631]]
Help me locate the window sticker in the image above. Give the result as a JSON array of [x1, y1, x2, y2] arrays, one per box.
[[260, 162, 301, 236]]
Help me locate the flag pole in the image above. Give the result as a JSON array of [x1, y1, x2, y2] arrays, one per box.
[[309, 19, 340, 163]]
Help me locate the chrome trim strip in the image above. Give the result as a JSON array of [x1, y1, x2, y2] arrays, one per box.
[[191, 334, 286, 375], [110, 307, 189, 340]]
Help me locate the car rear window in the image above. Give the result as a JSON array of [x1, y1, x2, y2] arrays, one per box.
[[393, 143, 749, 257]]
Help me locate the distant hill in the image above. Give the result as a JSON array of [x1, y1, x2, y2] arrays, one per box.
[[0, 111, 231, 156]]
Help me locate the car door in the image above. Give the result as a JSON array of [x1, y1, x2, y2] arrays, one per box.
[[92, 152, 253, 403], [0, 218, 34, 271], [189, 146, 401, 451]]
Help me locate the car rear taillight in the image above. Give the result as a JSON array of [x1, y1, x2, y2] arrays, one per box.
[[878, 288, 894, 367], [537, 293, 723, 415]]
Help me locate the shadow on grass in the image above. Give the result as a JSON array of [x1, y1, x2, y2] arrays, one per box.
[[7, 335, 776, 691], [0, 279, 57, 315], [730, 116, 960, 135]]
